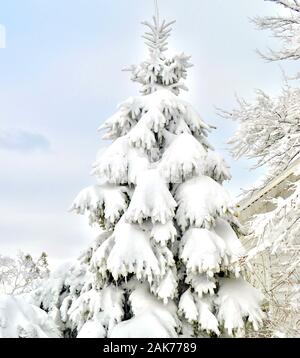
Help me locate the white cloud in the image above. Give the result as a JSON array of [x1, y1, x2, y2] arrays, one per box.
[[0, 129, 50, 152]]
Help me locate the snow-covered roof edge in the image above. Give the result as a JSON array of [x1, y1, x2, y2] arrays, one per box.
[[237, 158, 300, 213]]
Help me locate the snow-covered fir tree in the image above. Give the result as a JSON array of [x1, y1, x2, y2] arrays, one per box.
[[222, 0, 300, 337], [37, 8, 264, 338]]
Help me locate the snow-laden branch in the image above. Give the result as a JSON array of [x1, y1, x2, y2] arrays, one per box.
[[267, 0, 300, 13], [222, 85, 300, 183], [0, 252, 49, 295], [254, 0, 300, 61]]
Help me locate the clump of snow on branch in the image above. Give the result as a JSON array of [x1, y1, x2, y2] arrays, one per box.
[[178, 289, 220, 335], [126, 169, 176, 224], [109, 283, 179, 338], [180, 228, 226, 277], [92, 217, 162, 283], [71, 184, 129, 229], [175, 176, 233, 231], [216, 278, 265, 336], [159, 133, 207, 183]]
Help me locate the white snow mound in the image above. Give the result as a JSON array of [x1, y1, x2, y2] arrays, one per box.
[[0, 294, 60, 338]]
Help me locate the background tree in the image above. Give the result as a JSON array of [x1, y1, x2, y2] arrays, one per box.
[[0, 251, 49, 295], [255, 0, 300, 64], [222, 0, 300, 337]]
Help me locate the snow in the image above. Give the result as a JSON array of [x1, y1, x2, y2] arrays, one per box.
[[159, 133, 207, 183], [0, 294, 60, 338], [185, 274, 216, 298], [180, 228, 226, 277], [92, 217, 161, 283], [140, 107, 169, 133], [204, 151, 232, 184], [196, 296, 220, 335], [98, 88, 213, 167], [109, 284, 178, 338], [0, 5, 268, 339], [178, 289, 219, 335], [32, 261, 75, 311], [153, 268, 177, 303], [99, 108, 137, 140], [181, 101, 211, 137], [109, 311, 176, 338], [126, 17, 192, 95], [126, 169, 176, 224], [127, 149, 151, 184], [127, 107, 168, 154], [66, 290, 102, 332], [92, 136, 129, 184], [77, 320, 106, 338], [178, 289, 198, 322], [67, 285, 124, 334], [214, 218, 246, 269], [71, 184, 129, 228], [100, 89, 186, 142], [29, 259, 91, 335], [97, 285, 124, 332], [128, 119, 157, 152], [92, 136, 150, 185], [175, 176, 232, 231], [150, 221, 177, 246], [216, 278, 265, 336]]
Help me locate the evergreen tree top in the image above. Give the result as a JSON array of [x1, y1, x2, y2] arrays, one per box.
[[141, 14, 175, 57], [125, 2, 192, 95]]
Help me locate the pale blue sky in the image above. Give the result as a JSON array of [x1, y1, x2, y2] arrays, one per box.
[[0, 0, 297, 266]]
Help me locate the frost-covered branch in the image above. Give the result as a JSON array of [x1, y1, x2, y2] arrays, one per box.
[[254, 0, 300, 61], [224, 1, 300, 337], [267, 0, 300, 13], [244, 185, 300, 337], [224, 85, 300, 336], [0, 252, 49, 295], [221, 84, 300, 184]]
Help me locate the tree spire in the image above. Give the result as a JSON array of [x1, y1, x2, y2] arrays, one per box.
[[141, 3, 176, 56], [154, 0, 159, 25], [124, 3, 192, 95]]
